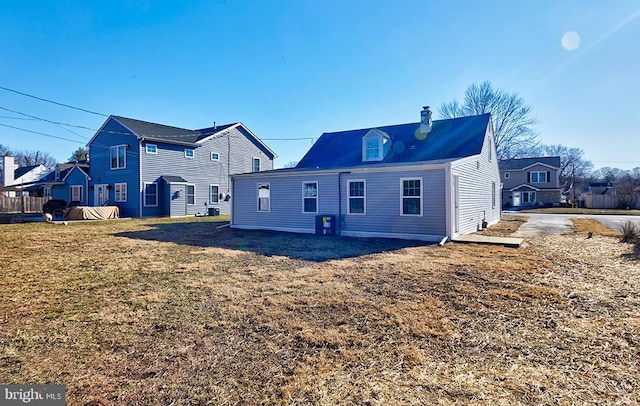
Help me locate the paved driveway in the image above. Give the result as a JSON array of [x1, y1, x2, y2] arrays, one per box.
[[506, 212, 640, 237]]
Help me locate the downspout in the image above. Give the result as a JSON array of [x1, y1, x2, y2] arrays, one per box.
[[230, 176, 234, 226], [337, 171, 351, 235]]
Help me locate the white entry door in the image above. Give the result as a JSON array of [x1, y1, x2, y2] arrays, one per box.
[[95, 184, 109, 206], [512, 191, 521, 207]]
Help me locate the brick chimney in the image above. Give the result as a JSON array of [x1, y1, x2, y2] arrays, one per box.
[[419, 106, 432, 135], [2, 155, 16, 187]]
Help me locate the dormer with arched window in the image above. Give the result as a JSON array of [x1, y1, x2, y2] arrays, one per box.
[[362, 129, 390, 162]]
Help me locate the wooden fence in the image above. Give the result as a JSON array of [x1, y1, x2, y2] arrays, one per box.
[[0, 196, 49, 213]]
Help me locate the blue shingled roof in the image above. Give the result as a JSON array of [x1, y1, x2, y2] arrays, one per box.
[[296, 114, 491, 170]]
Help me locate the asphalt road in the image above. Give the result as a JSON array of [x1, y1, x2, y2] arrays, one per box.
[[506, 212, 640, 237]]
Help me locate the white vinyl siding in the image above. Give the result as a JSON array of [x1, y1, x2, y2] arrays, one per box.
[[400, 178, 422, 216], [302, 182, 318, 213], [143, 182, 158, 207], [110, 145, 126, 169], [258, 183, 270, 212], [348, 180, 366, 215], [115, 183, 127, 202]]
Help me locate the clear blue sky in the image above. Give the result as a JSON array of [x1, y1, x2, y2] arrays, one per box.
[[1, 0, 638, 170]]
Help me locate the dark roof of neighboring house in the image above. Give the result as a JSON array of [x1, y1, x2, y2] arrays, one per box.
[[14, 165, 40, 179], [41, 163, 89, 183], [160, 175, 188, 183], [499, 156, 561, 171], [113, 116, 239, 145], [295, 114, 491, 170]]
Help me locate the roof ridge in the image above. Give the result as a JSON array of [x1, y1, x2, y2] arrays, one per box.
[[113, 115, 197, 133]]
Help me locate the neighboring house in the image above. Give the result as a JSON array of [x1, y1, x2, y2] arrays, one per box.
[[230, 107, 501, 242], [87, 116, 276, 218], [39, 162, 90, 204], [580, 183, 640, 209], [1, 155, 50, 197], [499, 156, 562, 207]]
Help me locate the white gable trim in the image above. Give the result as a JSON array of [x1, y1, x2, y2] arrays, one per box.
[[520, 162, 559, 171], [509, 183, 541, 192]]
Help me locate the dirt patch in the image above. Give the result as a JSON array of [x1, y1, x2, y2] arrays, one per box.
[[0, 217, 638, 404]]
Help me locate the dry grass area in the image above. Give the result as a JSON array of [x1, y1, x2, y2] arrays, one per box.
[[571, 217, 623, 238], [1, 216, 638, 405]]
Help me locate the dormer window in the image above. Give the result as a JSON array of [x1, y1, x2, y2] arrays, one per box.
[[54, 167, 60, 181], [362, 129, 390, 162]]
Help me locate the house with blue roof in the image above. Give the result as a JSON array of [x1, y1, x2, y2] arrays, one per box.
[[230, 107, 501, 242], [87, 115, 276, 218]]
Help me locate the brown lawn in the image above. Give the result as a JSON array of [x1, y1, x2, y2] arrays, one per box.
[[0, 216, 638, 405]]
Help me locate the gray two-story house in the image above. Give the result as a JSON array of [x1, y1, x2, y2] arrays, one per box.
[[87, 116, 276, 218], [499, 156, 562, 207]]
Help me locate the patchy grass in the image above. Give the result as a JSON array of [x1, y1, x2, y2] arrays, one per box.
[[1, 217, 638, 405], [571, 217, 622, 238], [517, 207, 640, 216]]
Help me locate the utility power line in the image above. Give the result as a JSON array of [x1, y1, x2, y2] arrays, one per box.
[[0, 85, 108, 117]]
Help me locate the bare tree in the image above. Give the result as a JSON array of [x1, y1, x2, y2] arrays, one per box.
[[14, 150, 57, 168], [592, 167, 625, 184], [614, 181, 639, 209], [439, 81, 538, 160], [283, 161, 298, 168]]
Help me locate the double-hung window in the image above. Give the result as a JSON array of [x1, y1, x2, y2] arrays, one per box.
[[348, 180, 365, 214], [110, 145, 126, 169], [401, 178, 422, 216], [252, 158, 261, 172], [70, 185, 83, 203], [144, 183, 158, 207], [115, 183, 127, 202], [530, 171, 547, 183], [186, 185, 195, 205], [303, 182, 318, 213], [210, 185, 219, 204], [258, 183, 270, 212]]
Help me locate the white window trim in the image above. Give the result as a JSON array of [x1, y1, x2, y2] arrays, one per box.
[[530, 171, 547, 183], [252, 157, 261, 172], [302, 181, 318, 214], [54, 168, 60, 181], [347, 179, 366, 215], [70, 185, 83, 203], [523, 191, 537, 203], [114, 182, 127, 202], [210, 152, 220, 161], [110, 144, 127, 170], [143, 182, 158, 207], [257, 182, 270, 212], [186, 184, 196, 205], [43, 186, 52, 198], [400, 177, 423, 217], [145, 144, 157, 154], [209, 184, 220, 204], [184, 149, 195, 159], [504, 172, 510, 179]]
